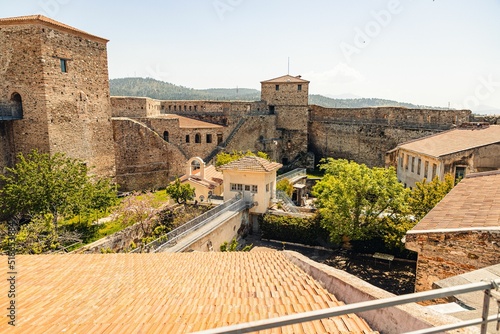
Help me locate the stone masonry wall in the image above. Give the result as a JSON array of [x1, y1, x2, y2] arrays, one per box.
[[142, 117, 224, 165], [309, 106, 471, 167], [261, 82, 309, 106], [0, 21, 115, 177], [309, 121, 438, 167], [40, 26, 115, 177], [406, 231, 500, 292], [310, 105, 471, 127], [111, 97, 161, 118], [0, 24, 50, 162], [112, 118, 186, 191]]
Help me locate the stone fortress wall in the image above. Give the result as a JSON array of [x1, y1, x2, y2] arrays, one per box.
[[309, 106, 471, 167], [0, 15, 474, 192], [0, 16, 116, 177]]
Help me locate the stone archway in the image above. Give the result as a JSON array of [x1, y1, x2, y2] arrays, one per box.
[[186, 157, 205, 179], [10, 92, 23, 119]]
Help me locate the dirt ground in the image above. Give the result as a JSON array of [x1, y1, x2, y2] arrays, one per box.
[[244, 235, 417, 296], [323, 249, 417, 295]]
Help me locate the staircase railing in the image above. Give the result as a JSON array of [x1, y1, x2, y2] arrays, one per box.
[[276, 190, 299, 213], [130, 196, 247, 253]]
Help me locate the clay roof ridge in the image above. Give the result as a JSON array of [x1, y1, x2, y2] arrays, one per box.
[[261, 74, 310, 84], [465, 170, 500, 179], [218, 155, 282, 172], [0, 14, 108, 43], [407, 226, 500, 234]]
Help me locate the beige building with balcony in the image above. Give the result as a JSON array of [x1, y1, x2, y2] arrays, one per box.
[[386, 123, 500, 188], [218, 156, 282, 214]]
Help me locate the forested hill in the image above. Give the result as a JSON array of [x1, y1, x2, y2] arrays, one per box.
[[109, 77, 444, 109]]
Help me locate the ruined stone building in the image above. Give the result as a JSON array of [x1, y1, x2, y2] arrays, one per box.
[[386, 123, 500, 188], [0, 15, 473, 191]]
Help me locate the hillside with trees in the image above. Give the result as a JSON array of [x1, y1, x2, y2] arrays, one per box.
[[109, 77, 445, 109]]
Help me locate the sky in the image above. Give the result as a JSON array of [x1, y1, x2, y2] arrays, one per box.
[[2, 0, 500, 114]]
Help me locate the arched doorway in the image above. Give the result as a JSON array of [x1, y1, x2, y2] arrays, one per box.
[[10, 92, 23, 119]]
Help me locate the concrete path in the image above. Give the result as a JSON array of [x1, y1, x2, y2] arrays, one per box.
[[158, 205, 244, 253]]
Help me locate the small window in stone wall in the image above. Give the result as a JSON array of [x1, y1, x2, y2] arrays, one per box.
[[275, 84, 279, 91], [298, 84, 302, 91], [60, 58, 68, 72], [163, 131, 169, 142], [206, 134, 212, 143], [217, 133, 223, 145], [424, 161, 429, 178], [417, 158, 421, 175], [251, 185, 258, 193], [195, 133, 201, 143], [185, 135, 190, 143], [405, 155, 409, 170], [411, 156, 415, 173]]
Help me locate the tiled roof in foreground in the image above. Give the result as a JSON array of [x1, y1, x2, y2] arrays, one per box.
[[2, 251, 377, 333], [408, 171, 500, 233], [219, 155, 283, 172]]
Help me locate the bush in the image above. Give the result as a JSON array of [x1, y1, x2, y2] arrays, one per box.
[[259, 214, 329, 246]]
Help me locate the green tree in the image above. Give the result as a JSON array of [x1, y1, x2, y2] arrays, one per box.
[[165, 178, 195, 204], [220, 238, 252, 252], [312, 158, 410, 245], [276, 178, 294, 197], [408, 174, 455, 221], [215, 150, 270, 166], [0, 150, 117, 229]]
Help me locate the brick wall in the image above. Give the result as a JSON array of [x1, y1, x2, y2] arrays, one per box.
[[406, 231, 500, 291]]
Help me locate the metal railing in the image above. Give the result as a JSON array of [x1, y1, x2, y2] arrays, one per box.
[[276, 190, 299, 213], [192, 279, 500, 334], [130, 196, 246, 253], [277, 168, 307, 182]]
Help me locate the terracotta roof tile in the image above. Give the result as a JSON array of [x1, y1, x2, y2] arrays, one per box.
[[218, 155, 282, 172], [261, 74, 310, 83], [0, 14, 108, 43], [1, 252, 377, 333], [396, 125, 500, 157], [158, 114, 223, 129], [408, 171, 500, 233]]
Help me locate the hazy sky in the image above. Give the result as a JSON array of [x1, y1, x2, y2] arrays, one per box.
[[2, 1, 500, 113]]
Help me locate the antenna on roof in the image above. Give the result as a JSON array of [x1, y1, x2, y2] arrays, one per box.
[[287, 57, 290, 75]]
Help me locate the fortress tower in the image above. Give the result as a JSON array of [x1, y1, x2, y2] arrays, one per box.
[[0, 15, 115, 177], [260, 75, 309, 165]]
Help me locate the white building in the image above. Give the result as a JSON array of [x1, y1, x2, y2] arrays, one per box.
[[218, 156, 282, 214]]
